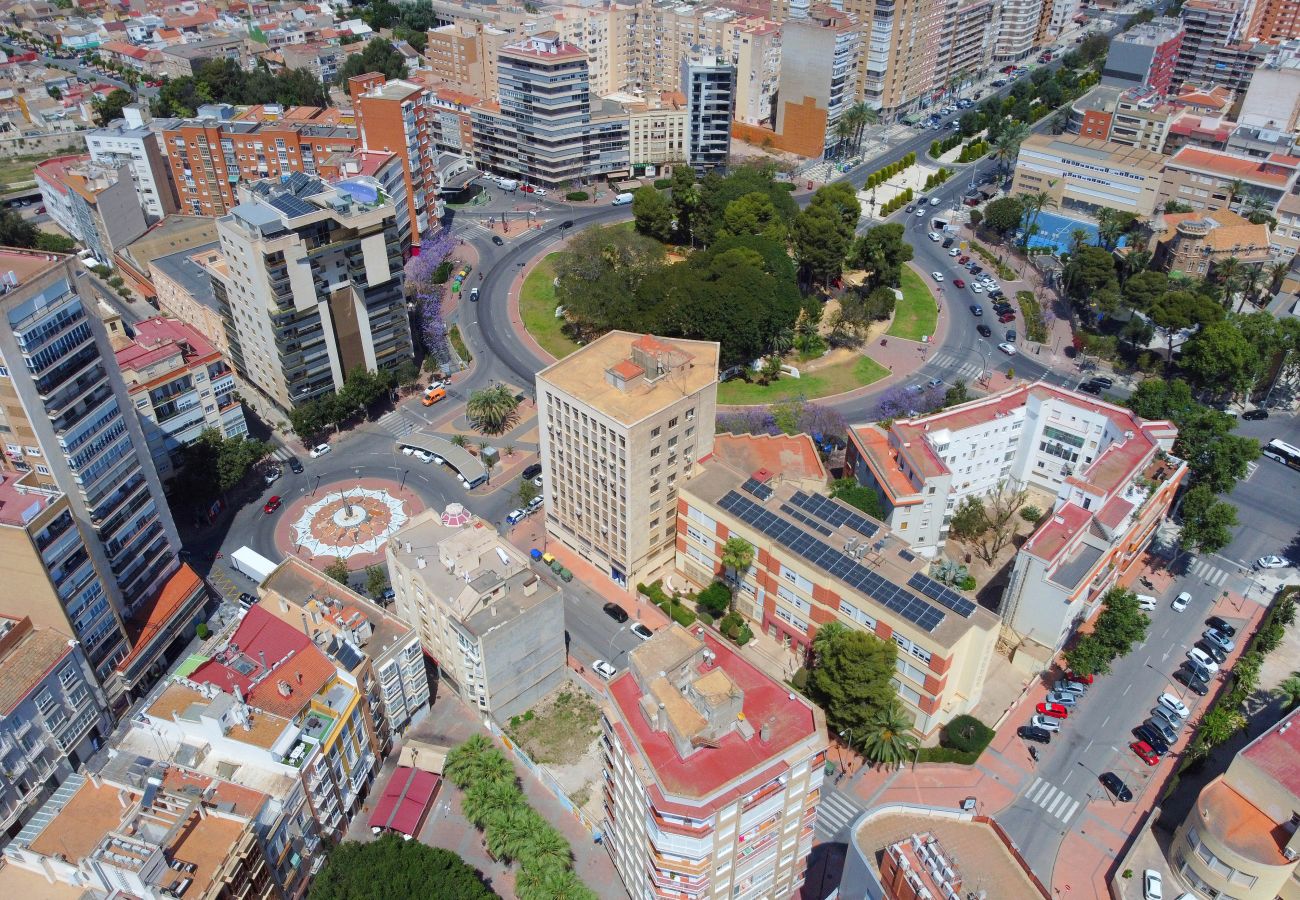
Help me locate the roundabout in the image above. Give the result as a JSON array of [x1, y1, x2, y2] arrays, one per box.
[[273, 477, 428, 569]]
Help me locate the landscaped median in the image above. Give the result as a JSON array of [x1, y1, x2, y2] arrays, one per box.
[[1016, 290, 1049, 343], [717, 355, 889, 405], [888, 267, 940, 342], [519, 253, 580, 360]]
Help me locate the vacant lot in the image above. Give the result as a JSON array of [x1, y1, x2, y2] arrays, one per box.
[[506, 684, 601, 766]]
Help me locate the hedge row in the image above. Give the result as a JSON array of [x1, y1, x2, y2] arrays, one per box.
[[923, 168, 953, 192], [958, 140, 990, 164], [637, 579, 697, 627], [565, 191, 589, 202], [1016, 290, 1048, 343], [879, 187, 915, 217], [929, 133, 962, 158], [865, 152, 916, 189]]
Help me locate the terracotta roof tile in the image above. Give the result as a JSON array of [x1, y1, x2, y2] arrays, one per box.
[[0, 621, 72, 715]]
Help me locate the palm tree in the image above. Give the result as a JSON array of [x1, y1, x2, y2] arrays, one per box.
[[1069, 227, 1089, 255], [1236, 264, 1264, 313], [1274, 674, 1300, 711], [1242, 191, 1272, 223], [466, 383, 520, 435], [1124, 248, 1153, 278], [1018, 188, 1057, 249], [1213, 256, 1242, 306], [444, 734, 493, 788], [860, 702, 919, 767], [1224, 178, 1247, 211], [517, 866, 597, 900], [1269, 259, 1291, 294], [526, 825, 573, 873], [768, 327, 794, 356], [485, 805, 537, 863], [720, 536, 754, 592], [849, 102, 879, 153], [994, 121, 1030, 174], [461, 776, 520, 830], [832, 116, 854, 160], [1096, 207, 1128, 251]]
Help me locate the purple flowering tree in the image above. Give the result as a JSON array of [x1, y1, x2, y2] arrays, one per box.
[[404, 229, 457, 365]]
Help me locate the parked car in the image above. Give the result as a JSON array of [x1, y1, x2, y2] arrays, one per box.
[[263, 466, 281, 485], [309, 443, 331, 458], [1005, 329, 1017, 343], [263, 496, 282, 514], [1143, 869, 1163, 900], [1035, 701, 1069, 719], [523, 463, 543, 481], [997, 312, 1016, 324], [1257, 555, 1290, 569], [1145, 717, 1178, 745], [1100, 772, 1133, 802], [970, 283, 984, 294], [1018, 725, 1052, 743], [1174, 669, 1209, 696], [932, 271, 944, 281], [592, 659, 617, 679], [1242, 408, 1269, 420], [1052, 680, 1086, 696], [631, 623, 654, 641], [527, 495, 544, 513], [603, 602, 629, 623], [1134, 723, 1170, 755], [1130, 740, 1161, 766], [1203, 628, 1236, 654], [1205, 616, 1236, 637], [1078, 381, 1104, 395], [1158, 692, 1191, 719], [238, 592, 256, 610], [1045, 690, 1077, 706], [469, 287, 480, 302], [1172, 592, 1191, 612], [1183, 656, 1216, 681], [928, 231, 942, 242], [1030, 714, 1061, 732], [1136, 594, 1157, 611], [1194, 640, 1227, 665], [1065, 672, 1094, 685], [998, 341, 1017, 355], [1089, 375, 1114, 389], [1150, 706, 1185, 732], [287, 458, 303, 474], [506, 508, 527, 525], [977, 324, 992, 337]]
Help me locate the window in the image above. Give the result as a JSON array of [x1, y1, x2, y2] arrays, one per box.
[[840, 600, 876, 630], [651, 426, 661, 438], [669, 417, 678, 428]]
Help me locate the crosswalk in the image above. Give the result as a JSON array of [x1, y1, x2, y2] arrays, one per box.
[[1023, 777, 1082, 825], [1189, 557, 1231, 587], [378, 409, 423, 439], [267, 445, 295, 462], [924, 349, 987, 382], [814, 789, 864, 839]]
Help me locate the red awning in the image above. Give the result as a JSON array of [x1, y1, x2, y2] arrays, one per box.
[[367, 766, 440, 837]]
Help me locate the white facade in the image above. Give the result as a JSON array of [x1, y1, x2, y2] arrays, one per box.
[[995, 0, 1044, 61], [84, 105, 176, 222]]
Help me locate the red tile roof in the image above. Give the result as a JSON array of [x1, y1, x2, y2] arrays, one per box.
[[117, 564, 206, 674], [1242, 711, 1300, 795], [1095, 495, 1134, 529], [1167, 146, 1297, 186], [115, 316, 219, 375], [610, 359, 644, 380], [1022, 504, 1092, 564]]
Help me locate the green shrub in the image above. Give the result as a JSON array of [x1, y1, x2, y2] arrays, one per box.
[[196, 622, 210, 639], [958, 575, 977, 591], [697, 581, 732, 617], [667, 601, 697, 627], [432, 260, 453, 284], [916, 746, 979, 764], [791, 667, 810, 693], [637, 580, 670, 606], [1020, 505, 1043, 523], [566, 191, 589, 201], [780, 181, 797, 191], [653, 178, 672, 189], [698, 610, 714, 625], [943, 715, 994, 754], [1016, 290, 1048, 343]]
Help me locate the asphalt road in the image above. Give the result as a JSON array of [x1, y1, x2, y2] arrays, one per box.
[[1216, 414, 1300, 569]]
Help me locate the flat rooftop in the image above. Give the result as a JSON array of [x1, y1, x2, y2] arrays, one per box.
[[149, 241, 222, 313], [537, 331, 719, 426], [26, 779, 127, 862], [0, 246, 67, 286], [1022, 132, 1166, 171], [0, 470, 60, 528], [854, 812, 1046, 898]]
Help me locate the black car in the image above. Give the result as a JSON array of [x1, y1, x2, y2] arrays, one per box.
[[1174, 669, 1210, 696], [1243, 408, 1269, 420], [1134, 723, 1170, 755], [560, 220, 574, 229], [1088, 375, 1114, 390], [1017, 725, 1052, 744], [1205, 616, 1237, 638], [1005, 329, 1017, 342], [1078, 381, 1104, 396], [287, 458, 303, 474], [522, 463, 542, 481], [491, 235, 504, 246], [1100, 772, 1133, 802], [237, 592, 256, 610], [977, 324, 992, 337], [1195, 640, 1227, 664], [603, 602, 629, 623], [1183, 658, 1214, 683]]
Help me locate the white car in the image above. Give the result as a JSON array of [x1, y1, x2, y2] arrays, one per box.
[[1158, 692, 1190, 718], [592, 659, 618, 679], [401, 445, 416, 456], [932, 271, 944, 282], [1143, 869, 1163, 900], [997, 342, 1016, 355], [263, 466, 281, 485], [631, 622, 654, 641], [412, 449, 434, 464], [1030, 714, 1060, 732], [1136, 594, 1157, 611], [1187, 647, 1220, 674], [930, 197, 941, 206], [928, 231, 942, 241], [915, 208, 926, 217], [1257, 555, 1290, 569], [970, 283, 984, 293], [1171, 592, 1191, 612], [505, 508, 527, 525], [309, 443, 331, 458]]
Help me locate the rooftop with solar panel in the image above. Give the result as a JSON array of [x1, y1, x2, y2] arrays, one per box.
[[226, 170, 392, 236]]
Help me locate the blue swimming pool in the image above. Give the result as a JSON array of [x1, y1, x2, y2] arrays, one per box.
[[1017, 210, 1128, 255]]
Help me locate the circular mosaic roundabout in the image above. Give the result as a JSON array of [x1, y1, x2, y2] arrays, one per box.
[[290, 487, 410, 559]]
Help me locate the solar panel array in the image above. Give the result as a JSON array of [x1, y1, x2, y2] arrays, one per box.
[[780, 504, 832, 536], [741, 477, 773, 501], [788, 490, 880, 538], [718, 490, 946, 632], [269, 194, 317, 220], [897, 548, 916, 563], [907, 572, 978, 618]]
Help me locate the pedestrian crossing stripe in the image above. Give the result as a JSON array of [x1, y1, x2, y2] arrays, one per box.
[[268, 446, 295, 462], [814, 791, 864, 837], [1024, 777, 1080, 825], [1189, 559, 1229, 586]]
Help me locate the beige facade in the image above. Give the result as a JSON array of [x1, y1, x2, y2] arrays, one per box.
[[536, 332, 719, 589], [1157, 145, 1300, 216], [424, 21, 510, 98], [1152, 209, 1273, 277], [149, 242, 231, 358], [627, 98, 689, 166], [733, 18, 782, 125], [1011, 133, 1166, 217]]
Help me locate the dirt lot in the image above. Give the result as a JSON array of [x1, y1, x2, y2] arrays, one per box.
[[505, 684, 602, 766]]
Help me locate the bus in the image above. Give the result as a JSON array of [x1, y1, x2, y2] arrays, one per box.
[[1261, 439, 1300, 470]]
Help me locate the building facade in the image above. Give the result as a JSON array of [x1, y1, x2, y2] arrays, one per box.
[[34, 156, 149, 268], [1101, 17, 1184, 94], [1152, 209, 1273, 277], [0, 615, 111, 840], [627, 97, 689, 168], [776, 9, 861, 156], [1174, 0, 1264, 94], [682, 56, 736, 172], [386, 506, 565, 718], [1238, 40, 1300, 132], [211, 173, 414, 413], [537, 332, 719, 589], [1010, 133, 1166, 216], [1157, 145, 1300, 216], [84, 104, 177, 222], [602, 625, 828, 900]]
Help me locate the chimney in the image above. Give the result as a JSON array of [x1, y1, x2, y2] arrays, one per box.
[[259, 650, 267, 670]]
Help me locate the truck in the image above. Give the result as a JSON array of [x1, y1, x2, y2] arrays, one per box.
[[230, 546, 278, 583], [611, 192, 634, 206]]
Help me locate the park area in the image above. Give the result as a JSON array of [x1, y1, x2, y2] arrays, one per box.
[[887, 267, 939, 342]]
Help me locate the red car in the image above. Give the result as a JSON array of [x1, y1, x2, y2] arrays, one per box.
[[1130, 740, 1160, 766], [1036, 702, 1069, 719], [958, 255, 970, 264], [953, 278, 966, 288], [998, 312, 1016, 323], [1066, 672, 1094, 685], [263, 496, 282, 514]]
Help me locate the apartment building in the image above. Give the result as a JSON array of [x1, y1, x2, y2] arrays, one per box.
[[472, 33, 630, 188], [546, 2, 639, 96], [157, 104, 359, 217], [113, 316, 247, 483], [732, 18, 782, 126], [279, 41, 351, 85], [34, 156, 148, 268], [386, 506, 565, 718], [211, 173, 414, 414], [602, 625, 828, 900], [348, 74, 442, 242], [1039, 0, 1082, 45], [314, 149, 414, 251], [626, 94, 689, 168], [148, 241, 230, 358], [679, 434, 1000, 736], [1273, 193, 1300, 257], [1170, 709, 1300, 899], [0, 615, 111, 840], [537, 332, 719, 589], [775, 7, 861, 157], [2, 767, 289, 900], [1152, 208, 1273, 276], [84, 104, 177, 222], [424, 21, 511, 98], [257, 556, 430, 753], [0, 249, 200, 707], [1157, 145, 1300, 215], [1175, 0, 1265, 94], [682, 56, 736, 172], [627, 1, 741, 96], [1011, 133, 1166, 216], [840, 383, 1186, 663], [1246, 0, 1300, 41], [995, 0, 1045, 62], [1102, 17, 1184, 94], [1238, 40, 1300, 132]]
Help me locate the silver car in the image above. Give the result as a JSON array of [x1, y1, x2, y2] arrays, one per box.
[[1053, 679, 1086, 696], [1046, 690, 1078, 707], [1150, 706, 1184, 731]]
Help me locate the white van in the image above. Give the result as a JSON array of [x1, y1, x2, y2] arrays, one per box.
[[611, 192, 634, 206]]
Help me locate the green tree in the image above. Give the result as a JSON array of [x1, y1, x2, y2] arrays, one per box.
[[1273, 673, 1300, 711], [859, 700, 918, 767], [946, 481, 1029, 563], [721, 536, 754, 586], [696, 582, 732, 618], [288, 399, 329, 440], [517, 478, 540, 506], [669, 164, 699, 243], [93, 88, 133, 127], [1179, 320, 1261, 399], [792, 182, 860, 287], [1125, 378, 1258, 493], [1089, 588, 1150, 659], [982, 196, 1026, 236], [1063, 246, 1119, 302], [829, 477, 885, 520], [323, 558, 350, 586], [365, 565, 390, 597], [1122, 271, 1169, 313], [1064, 633, 1114, 678], [552, 223, 666, 336], [309, 835, 498, 900], [694, 163, 798, 246], [466, 384, 521, 435], [943, 378, 970, 407], [461, 776, 521, 831], [515, 867, 597, 900], [809, 627, 898, 740], [1179, 484, 1239, 554], [849, 222, 913, 290], [0, 208, 37, 248], [632, 185, 674, 242], [721, 191, 787, 244], [485, 805, 538, 864], [171, 429, 272, 504], [1147, 289, 1223, 359], [994, 121, 1031, 173], [1194, 706, 1247, 755], [336, 37, 409, 83]]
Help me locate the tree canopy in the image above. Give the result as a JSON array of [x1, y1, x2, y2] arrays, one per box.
[[693, 163, 797, 246], [153, 59, 328, 117], [310, 836, 498, 900], [170, 429, 271, 505], [93, 88, 134, 127], [807, 622, 898, 741], [336, 38, 409, 84], [1126, 378, 1259, 494], [1064, 587, 1150, 677]]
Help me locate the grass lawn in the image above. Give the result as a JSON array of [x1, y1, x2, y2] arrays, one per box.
[[718, 355, 889, 405], [888, 267, 939, 341], [520, 253, 581, 360]]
